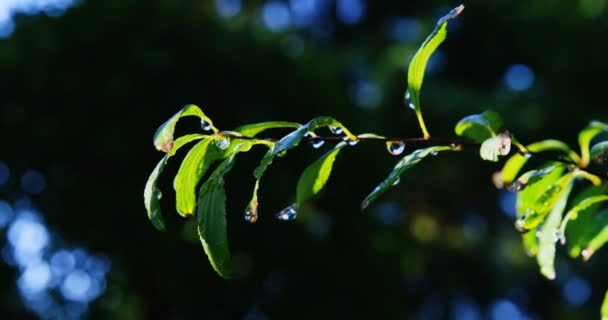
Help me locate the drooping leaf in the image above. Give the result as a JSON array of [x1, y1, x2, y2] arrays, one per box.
[[153, 104, 217, 152], [454, 110, 502, 143], [591, 141, 608, 166], [500, 140, 580, 186], [479, 132, 511, 162], [406, 4, 464, 138], [144, 156, 168, 230], [514, 164, 565, 230], [234, 121, 301, 137], [296, 142, 347, 208], [522, 172, 576, 230], [578, 120, 608, 167], [144, 134, 209, 230], [362, 145, 457, 209], [536, 183, 572, 280]]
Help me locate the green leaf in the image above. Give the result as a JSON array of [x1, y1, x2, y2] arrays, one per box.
[[296, 142, 347, 208], [144, 134, 208, 230], [521, 172, 576, 230], [362, 145, 457, 209], [174, 139, 214, 216], [602, 289, 608, 320], [153, 104, 217, 152], [515, 164, 565, 229], [522, 229, 538, 257], [560, 194, 608, 242], [499, 140, 580, 186], [196, 144, 246, 278], [454, 110, 502, 143], [578, 120, 608, 167], [144, 156, 168, 230], [479, 132, 511, 162], [563, 186, 606, 258], [591, 141, 608, 166], [234, 121, 301, 137], [407, 4, 464, 138], [536, 183, 572, 280]]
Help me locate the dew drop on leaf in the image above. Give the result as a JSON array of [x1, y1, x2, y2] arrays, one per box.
[[244, 208, 258, 223], [310, 137, 325, 149], [523, 153, 533, 159], [345, 137, 359, 146], [215, 137, 230, 150], [330, 126, 343, 135], [386, 141, 405, 156], [275, 203, 297, 221], [392, 178, 400, 186], [156, 191, 162, 200], [405, 90, 411, 102], [431, 151, 439, 156], [408, 102, 416, 110], [201, 119, 213, 131]]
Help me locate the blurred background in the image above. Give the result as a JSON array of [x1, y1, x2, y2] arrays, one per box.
[[1, 0, 608, 319]]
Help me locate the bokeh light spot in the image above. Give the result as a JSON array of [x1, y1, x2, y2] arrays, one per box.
[[504, 64, 534, 92]]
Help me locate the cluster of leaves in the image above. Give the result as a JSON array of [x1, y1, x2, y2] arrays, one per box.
[[144, 4, 608, 317]]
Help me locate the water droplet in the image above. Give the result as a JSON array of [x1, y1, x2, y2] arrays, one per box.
[[431, 151, 439, 156], [330, 126, 343, 135], [386, 141, 405, 156], [277, 150, 287, 158], [506, 180, 526, 192], [310, 137, 325, 149], [275, 203, 297, 221], [582, 247, 595, 261], [515, 218, 526, 232], [392, 178, 400, 186], [523, 153, 532, 159], [156, 191, 162, 200], [408, 102, 416, 110], [215, 137, 230, 150], [201, 119, 213, 131], [244, 206, 258, 223], [554, 229, 564, 244], [405, 90, 411, 101], [450, 143, 458, 148], [536, 231, 543, 238], [347, 139, 359, 146]]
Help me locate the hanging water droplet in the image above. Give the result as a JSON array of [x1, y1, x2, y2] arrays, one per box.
[[244, 207, 258, 223], [201, 119, 213, 131], [431, 151, 439, 156], [450, 143, 458, 148], [515, 218, 526, 232], [310, 137, 325, 149], [392, 178, 400, 186], [386, 141, 405, 156], [215, 137, 230, 150], [347, 139, 359, 146], [408, 102, 416, 110], [275, 203, 297, 221], [523, 153, 532, 159], [405, 90, 411, 101], [330, 126, 344, 135], [156, 191, 162, 200], [554, 229, 564, 244]]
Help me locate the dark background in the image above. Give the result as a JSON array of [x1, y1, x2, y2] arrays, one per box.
[[1, 0, 607, 319]]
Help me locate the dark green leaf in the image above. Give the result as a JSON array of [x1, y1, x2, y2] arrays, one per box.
[[560, 194, 608, 242], [153, 104, 217, 152], [591, 141, 608, 166], [144, 156, 168, 230], [564, 186, 606, 258], [196, 142, 251, 278], [362, 146, 457, 209], [407, 4, 464, 138], [296, 142, 347, 208], [536, 183, 572, 279], [578, 120, 608, 167], [234, 121, 301, 137], [454, 110, 502, 143], [521, 172, 575, 230], [515, 164, 565, 230]]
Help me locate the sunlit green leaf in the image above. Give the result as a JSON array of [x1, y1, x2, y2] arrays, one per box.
[[454, 110, 502, 143], [296, 142, 347, 208], [522, 229, 538, 257], [536, 183, 572, 280], [515, 164, 565, 229], [362, 145, 457, 209], [234, 121, 301, 137], [479, 132, 511, 162], [522, 172, 576, 230], [407, 4, 464, 138], [579, 120, 608, 167], [602, 290, 608, 320], [153, 104, 217, 152], [174, 139, 214, 216], [500, 140, 579, 186], [564, 186, 605, 258], [560, 194, 608, 241]]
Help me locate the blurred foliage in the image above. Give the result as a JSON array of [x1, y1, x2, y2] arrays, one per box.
[[2, 0, 608, 319]]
